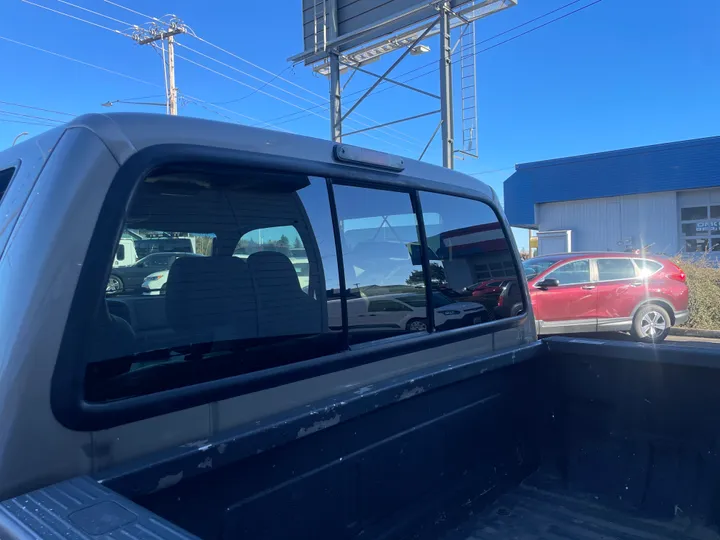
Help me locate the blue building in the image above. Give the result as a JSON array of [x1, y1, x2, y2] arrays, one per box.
[[503, 135, 720, 255]]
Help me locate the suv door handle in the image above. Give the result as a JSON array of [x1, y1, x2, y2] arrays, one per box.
[[581, 285, 596, 290], [630, 281, 644, 287]]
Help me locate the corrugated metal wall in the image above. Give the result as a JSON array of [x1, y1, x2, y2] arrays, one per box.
[[677, 188, 720, 207], [536, 191, 679, 254], [503, 135, 720, 228]]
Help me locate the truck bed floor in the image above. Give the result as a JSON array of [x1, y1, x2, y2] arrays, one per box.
[[442, 477, 720, 540]]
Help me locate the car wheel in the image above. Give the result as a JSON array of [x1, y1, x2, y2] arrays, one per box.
[[631, 304, 670, 343], [406, 318, 428, 332], [106, 275, 124, 295]]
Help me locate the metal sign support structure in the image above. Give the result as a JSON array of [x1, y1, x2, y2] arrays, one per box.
[[438, 2, 454, 168], [309, 0, 514, 168]]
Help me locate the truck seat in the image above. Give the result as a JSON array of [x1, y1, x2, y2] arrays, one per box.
[[86, 300, 135, 378], [247, 251, 322, 337], [165, 256, 258, 344]]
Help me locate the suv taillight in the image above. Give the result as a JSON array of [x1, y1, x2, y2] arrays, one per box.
[[668, 271, 686, 282]]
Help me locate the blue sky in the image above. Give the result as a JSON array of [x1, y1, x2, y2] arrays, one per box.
[[2, 0, 719, 249]]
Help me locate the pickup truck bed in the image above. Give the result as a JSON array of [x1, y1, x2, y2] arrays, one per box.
[[445, 473, 714, 540], [4, 337, 720, 540]]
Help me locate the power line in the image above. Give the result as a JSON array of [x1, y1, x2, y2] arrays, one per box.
[[20, 0, 130, 36], [103, 0, 166, 24], [181, 93, 292, 130], [175, 52, 418, 151], [374, 0, 594, 91], [467, 167, 515, 176], [343, 0, 606, 108], [0, 109, 64, 123], [113, 94, 167, 102], [177, 41, 424, 146], [0, 117, 57, 128], [211, 66, 292, 105], [0, 32, 299, 133], [56, 0, 133, 27], [0, 35, 163, 87], [181, 30, 426, 143], [20, 0, 424, 148], [181, 94, 295, 133], [0, 99, 75, 117]]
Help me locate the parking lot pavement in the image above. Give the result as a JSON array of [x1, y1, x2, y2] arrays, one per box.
[[568, 332, 720, 349]]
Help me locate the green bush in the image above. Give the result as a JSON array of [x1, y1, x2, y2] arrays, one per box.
[[671, 255, 720, 330]]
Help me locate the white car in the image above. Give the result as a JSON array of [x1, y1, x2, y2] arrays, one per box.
[[142, 254, 310, 294], [329, 292, 490, 332], [141, 269, 171, 295]]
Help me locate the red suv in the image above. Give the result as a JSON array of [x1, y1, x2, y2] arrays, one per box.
[[523, 253, 689, 343]]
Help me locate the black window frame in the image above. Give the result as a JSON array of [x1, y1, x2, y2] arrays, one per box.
[[51, 144, 530, 431]]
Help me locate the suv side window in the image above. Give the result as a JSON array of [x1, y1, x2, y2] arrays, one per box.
[[636, 259, 662, 277], [546, 260, 591, 285], [597, 258, 637, 281]]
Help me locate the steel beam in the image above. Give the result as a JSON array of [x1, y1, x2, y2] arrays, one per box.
[[439, 2, 454, 168], [340, 15, 440, 124], [329, 53, 342, 142], [327, 0, 342, 142], [344, 110, 439, 137], [339, 61, 440, 99], [419, 121, 442, 161]]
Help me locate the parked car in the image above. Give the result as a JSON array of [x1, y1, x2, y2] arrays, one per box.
[[107, 252, 203, 295], [523, 252, 688, 342], [329, 292, 490, 333], [468, 279, 514, 297], [493, 280, 525, 319], [143, 254, 308, 294]]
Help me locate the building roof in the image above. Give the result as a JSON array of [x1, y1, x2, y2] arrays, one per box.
[[503, 135, 720, 227]]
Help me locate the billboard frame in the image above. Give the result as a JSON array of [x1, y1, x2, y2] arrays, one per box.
[[288, 0, 517, 169]]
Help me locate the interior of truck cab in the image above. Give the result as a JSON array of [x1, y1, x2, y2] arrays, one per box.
[[87, 168, 341, 401]]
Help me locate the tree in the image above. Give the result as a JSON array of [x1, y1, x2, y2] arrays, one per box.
[[293, 237, 302, 249], [406, 263, 446, 285], [278, 234, 290, 247]]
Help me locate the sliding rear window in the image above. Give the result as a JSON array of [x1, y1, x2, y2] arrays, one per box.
[[68, 162, 524, 410]]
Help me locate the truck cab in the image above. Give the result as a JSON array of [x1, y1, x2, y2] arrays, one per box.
[[0, 114, 716, 540]]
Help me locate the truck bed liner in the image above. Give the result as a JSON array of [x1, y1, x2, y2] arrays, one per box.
[[443, 476, 720, 540]]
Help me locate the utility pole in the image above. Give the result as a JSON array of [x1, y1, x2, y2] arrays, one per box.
[[167, 35, 178, 115], [133, 19, 187, 116]]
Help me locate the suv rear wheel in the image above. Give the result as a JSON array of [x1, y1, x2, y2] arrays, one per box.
[[631, 304, 670, 343]]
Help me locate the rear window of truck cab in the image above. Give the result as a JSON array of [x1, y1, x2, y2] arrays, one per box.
[[56, 157, 528, 428]]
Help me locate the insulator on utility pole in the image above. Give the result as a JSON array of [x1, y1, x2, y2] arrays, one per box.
[[133, 20, 187, 116]]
